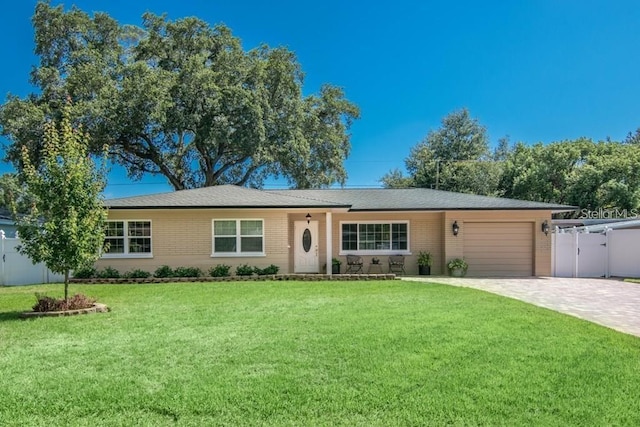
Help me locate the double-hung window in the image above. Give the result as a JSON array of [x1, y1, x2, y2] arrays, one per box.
[[103, 220, 152, 257], [340, 221, 409, 254], [212, 219, 264, 256]]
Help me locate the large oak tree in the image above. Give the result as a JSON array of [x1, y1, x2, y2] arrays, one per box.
[[0, 2, 359, 190], [381, 108, 502, 195]]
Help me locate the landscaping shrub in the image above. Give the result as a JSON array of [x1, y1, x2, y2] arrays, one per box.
[[123, 269, 151, 279], [154, 265, 174, 278], [209, 264, 231, 277], [32, 294, 59, 312], [32, 293, 96, 312], [72, 266, 97, 279], [173, 266, 203, 278], [254, 264, 279, 275], [235, 264, 254, 276], [97, 266, 121, 279]]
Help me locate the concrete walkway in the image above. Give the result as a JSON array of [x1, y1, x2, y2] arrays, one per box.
[[402, 276, 640, 338]]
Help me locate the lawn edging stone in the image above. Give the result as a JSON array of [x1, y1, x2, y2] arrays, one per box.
[[20, 303, 110, 319], [70, 274, 399, 284]]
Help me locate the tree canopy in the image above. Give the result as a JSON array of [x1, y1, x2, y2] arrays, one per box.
[[0, 173, 34, 215], [382, 109, 640, 213], [0, 2, 359, 190], [500, 139, 640, 210], [381, 108, 502, 195], [15, 102, 107, 300]]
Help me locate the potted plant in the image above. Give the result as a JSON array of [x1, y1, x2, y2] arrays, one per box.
[[447, 258, 468, 277], [417, 251, 432, 275], [331, 258, 342, 274]]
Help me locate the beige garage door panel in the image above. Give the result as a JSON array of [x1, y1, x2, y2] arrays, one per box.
[[464, 223, 533, 277]]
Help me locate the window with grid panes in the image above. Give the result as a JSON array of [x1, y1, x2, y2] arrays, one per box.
[[103, 221, 152, 256], [341, 222, 408, 252], [213, 219, 264, 255]]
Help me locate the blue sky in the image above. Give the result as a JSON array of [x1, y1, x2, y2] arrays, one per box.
[[1, 0, 639, 198]]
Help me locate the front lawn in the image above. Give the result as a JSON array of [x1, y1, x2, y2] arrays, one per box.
[[1, 281, 639, 426]]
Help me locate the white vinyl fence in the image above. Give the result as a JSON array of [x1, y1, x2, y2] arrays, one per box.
[[553, 229, 640, 278], [1, 233, 64, 286]]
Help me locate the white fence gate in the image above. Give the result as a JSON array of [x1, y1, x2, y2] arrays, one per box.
[[1, 236, 65, 286], [553, 229, 640, 278]]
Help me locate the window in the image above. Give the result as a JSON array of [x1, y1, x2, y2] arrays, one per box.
[[103, 220, 152, 257], [213, 219, 264, 256], [340, 221, 409, 254]]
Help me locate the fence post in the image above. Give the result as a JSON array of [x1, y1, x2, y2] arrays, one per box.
[[1, 230, 4, 286]]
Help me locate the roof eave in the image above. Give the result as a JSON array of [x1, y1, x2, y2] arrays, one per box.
[[348, 207, 576, 212], [106, 204, 351, 210]]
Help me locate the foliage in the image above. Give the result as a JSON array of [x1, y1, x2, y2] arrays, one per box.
[[381, 107, 640, 212], [3, 282, 640, 425], [209, 264, 231, 277], [417, 251, 433, 266], [235, 264, 254, 276], [447, 258, 468, 271], [500, 139, 640, 211], [379, 168, 413, 189], [72, 266, 97, 279], [123, 269, 151, 279], [0, 173, 35, 215], [13, 100, 107, 301], [0, 3, 359, 190], [254, 264, 280, 275], [32, 292, 96, 312], [381, 108, 501, 195], [174, 266, 203, 278], [97, 266, 121, 279], [332, 257, 342, 266], [625, 128, 640, 145], [153, 265, 174, 278]]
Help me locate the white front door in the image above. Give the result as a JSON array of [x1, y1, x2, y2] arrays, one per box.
[[294, 220, 319, 273]]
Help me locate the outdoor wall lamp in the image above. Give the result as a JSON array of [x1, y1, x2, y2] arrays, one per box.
[[541, 220, 550, 236], [306, 213, 312, 224], [452, 221, 460, 236]]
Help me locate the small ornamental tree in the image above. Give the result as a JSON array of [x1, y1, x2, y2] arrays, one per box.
[[15, 101, 107, 301]]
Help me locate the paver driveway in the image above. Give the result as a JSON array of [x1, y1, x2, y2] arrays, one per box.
[[403, 276, 640, 337]]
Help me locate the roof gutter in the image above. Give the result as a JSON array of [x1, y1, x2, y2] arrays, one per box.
[[557, 218, 640, 234], [105, 204, 351, 210]]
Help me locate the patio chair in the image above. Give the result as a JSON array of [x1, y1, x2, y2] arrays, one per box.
[[345, 255, 364, 273], [388, 255, 406, 275]]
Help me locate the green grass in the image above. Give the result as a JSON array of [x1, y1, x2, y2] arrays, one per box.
[[1, 281, 639, 426]]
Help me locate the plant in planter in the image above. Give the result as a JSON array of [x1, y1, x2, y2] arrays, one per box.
[[447, 258, 468, 277], [371, 257, 380, 265], [331, 258, 342, 274], [417, 251, 433, 275]]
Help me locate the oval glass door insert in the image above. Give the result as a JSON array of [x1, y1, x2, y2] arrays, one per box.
[[302, 228, 312, 252]]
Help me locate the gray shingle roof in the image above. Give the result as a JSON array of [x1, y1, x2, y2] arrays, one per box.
[[269, 188, 575, 211], [106, 185, 347, 209], [106, 185, 575, 212]]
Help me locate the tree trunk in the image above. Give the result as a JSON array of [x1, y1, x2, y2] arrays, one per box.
[[64, 270, 70, 302]]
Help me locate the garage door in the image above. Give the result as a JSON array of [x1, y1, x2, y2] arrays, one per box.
[[463, 222, 533, 277]]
